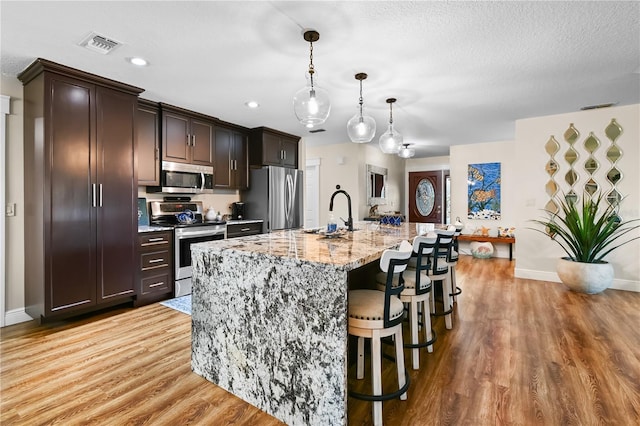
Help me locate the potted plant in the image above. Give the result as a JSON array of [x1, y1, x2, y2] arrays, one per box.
[[530, 192, 640, 294]]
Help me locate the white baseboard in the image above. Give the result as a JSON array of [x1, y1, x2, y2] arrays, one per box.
[[4, 308, 34, 326], [515, 268, 640, 292]]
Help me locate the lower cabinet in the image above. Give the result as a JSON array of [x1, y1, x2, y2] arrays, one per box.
[[137, 231, 174, 306], [226, 222, 263, 238]]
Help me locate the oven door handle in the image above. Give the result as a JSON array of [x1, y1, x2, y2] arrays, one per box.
[[175, 228, 225, 238]]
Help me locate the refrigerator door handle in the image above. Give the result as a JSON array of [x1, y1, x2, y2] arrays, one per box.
[[285, 173, 293, 225]]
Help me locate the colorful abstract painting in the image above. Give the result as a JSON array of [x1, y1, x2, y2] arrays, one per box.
[[468, 162, 501, 220]]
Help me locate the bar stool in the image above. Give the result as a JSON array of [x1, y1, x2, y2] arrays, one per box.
[[348, 240, 412, 426], [450, 225, 463, 303], [428, 231, 454, 329], [378, 234, 437, 370]]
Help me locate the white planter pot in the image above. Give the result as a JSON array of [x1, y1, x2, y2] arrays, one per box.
[[556, 257, 614, 294]]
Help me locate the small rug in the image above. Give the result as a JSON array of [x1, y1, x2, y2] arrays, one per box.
[[160, 295, 192, 315]]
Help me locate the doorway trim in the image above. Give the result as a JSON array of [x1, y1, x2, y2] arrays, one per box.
[[405, 164, 450, 224], [1, 95, 10, 327]]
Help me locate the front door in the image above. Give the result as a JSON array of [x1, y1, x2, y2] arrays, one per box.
[[409, 171, 444, 223]]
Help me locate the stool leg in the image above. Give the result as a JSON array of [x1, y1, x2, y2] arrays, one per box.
[[423, 297, 434, 353], [430, 282, 436, 313], [371, 330, 383, 426], [395, 327, 407, 400], [450, 265, 457, 304], [444, 274, 453, 329], [410, 299, 419, 370], [357, 336, 365, 380]]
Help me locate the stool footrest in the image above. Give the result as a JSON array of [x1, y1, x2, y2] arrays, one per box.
[[403, 329, 437, 349], [450, 286, 462, 297], [431, 307, 453, 317], [349, 352, 411, 402]]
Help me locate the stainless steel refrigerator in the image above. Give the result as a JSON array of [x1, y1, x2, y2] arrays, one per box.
[[241, 166, 303, 232]]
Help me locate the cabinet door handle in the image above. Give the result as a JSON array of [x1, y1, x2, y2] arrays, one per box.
[[186, 134, 190, 146], [99, 184, 103, 207], [154, 147, 159, 160], [192, 135, 196, 147], [92, 183, 97, 207], [283, 150, 286, 160]]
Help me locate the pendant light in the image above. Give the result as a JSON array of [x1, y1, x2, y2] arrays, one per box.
[[398, 143, 415, 158], [346, 73, 376, 143], [379, 98, 403, 154], [293, 30, 331, 128]]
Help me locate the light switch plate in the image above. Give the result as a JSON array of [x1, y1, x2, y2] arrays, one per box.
[[5, 202, 16, 216]]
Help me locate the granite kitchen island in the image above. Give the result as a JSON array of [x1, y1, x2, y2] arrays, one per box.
[[190, 223, 421, 425]]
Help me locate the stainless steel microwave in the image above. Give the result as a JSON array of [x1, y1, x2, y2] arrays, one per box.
[[147, 161, 214, 194]]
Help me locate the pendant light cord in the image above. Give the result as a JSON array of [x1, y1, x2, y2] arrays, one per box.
[[358, 80, 365, 117], [308, 40, 315, 89]]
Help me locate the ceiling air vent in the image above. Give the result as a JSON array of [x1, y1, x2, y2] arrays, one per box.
[[580, 102, 617, 111], [309, 128, 326, 133], [78, 32, 122, 55]]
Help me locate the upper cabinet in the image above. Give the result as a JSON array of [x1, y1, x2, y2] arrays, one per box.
[[214, 122, 249, 190], [137, 99, 160, 185], [250, 127, 300, 169], [161, 103, 215, 166]]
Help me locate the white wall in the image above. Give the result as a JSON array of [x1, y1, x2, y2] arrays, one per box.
[[1, 76, 28, 323], [363, 144, 404, 217], [449, 141, 517, 259], [306, 142, 405, 228], [513, 104, 639, 291], [306, 142, 362, 227]]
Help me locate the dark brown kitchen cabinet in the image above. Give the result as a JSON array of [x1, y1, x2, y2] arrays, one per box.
[[226, 222, 263, 238], [249, 127, 300, 169], [214, 123, 249, 189], [136, 231, 174, 306], [19, 58, 142, 321], [137, 99, 160, 185], [161, 103, 215, 166]]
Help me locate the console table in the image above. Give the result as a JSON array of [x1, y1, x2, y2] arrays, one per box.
[[457, 234, 516, 260]]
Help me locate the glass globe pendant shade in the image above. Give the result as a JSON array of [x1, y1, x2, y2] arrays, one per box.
[[293, 82, 331, 128], [379, 124, 403, 154], [347, 108, 376, 143], [398, 144, 415, 158]]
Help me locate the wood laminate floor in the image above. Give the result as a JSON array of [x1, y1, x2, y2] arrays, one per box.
[[2, 256, 639, 425]]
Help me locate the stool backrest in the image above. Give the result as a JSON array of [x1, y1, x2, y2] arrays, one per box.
[[379, 240, 412, 328], [431, 230, 454, 275], [412, 235, 436, 295], [453, 225, 463, 251]]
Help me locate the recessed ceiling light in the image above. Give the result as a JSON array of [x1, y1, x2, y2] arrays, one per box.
[[245, 101, 259, 109], [128, 57, 148, 67]]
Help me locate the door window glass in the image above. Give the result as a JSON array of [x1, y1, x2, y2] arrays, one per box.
[[415, 179, 435, 216]]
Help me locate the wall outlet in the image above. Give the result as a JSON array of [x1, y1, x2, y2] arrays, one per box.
[[5, 202, 16, 216]]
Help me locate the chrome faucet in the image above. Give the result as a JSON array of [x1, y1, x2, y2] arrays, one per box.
[[329, 185, 353, 231]]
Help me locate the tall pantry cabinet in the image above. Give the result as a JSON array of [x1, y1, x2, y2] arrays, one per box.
[[19, 59, 144, 320]]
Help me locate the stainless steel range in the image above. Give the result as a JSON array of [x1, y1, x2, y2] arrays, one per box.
[[149, 200, 226, 297]]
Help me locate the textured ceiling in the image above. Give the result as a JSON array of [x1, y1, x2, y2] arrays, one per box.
[[1, 1, 639, 158]]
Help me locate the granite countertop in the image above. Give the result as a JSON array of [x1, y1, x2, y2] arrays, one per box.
[[138, 225, 174, 233], [193, 221, 422, 270]]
